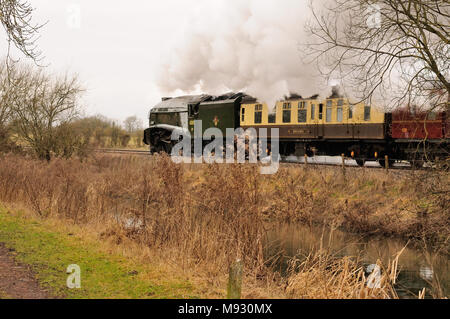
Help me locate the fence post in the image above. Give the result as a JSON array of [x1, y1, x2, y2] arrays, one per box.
[[227, 259, 243, 299], [385, 155, 389, 173], [304, 154, 308, 168], [341, 154, 346, 177]]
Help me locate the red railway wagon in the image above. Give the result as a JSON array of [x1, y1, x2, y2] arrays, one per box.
[[391, 109, 447, 140]]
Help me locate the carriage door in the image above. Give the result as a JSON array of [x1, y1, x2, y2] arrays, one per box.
[[316, 103, 324, 138]]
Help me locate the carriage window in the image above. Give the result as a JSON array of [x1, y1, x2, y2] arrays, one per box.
[[337, 99, 344, 106], [254, 104, 263, 124], [283, 103, 291, 123], [326, 100, 332, 122], [268, 113, 276, 123], [241, 108, 245, 122], [364, 106, 371, 121], [337, 104, 343, 123], [311, 104, 315, 120], [319, 104, 323, 120], [298, 101, 307, 123], [348, 106, 353, 119]]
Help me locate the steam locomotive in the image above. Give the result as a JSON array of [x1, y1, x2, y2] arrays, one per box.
[[143, 92, 449, 167]]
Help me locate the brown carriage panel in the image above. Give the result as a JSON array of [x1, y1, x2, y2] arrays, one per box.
[[241, 125, 318, 139], [313, 124, 323, 138], [284, 125, 317, 139], [241, 125, 276, 138], [357, 123, 385, 139], [242, 124, 385, 140], [323, 124, 354, 139]]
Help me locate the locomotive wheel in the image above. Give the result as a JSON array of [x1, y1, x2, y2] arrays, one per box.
[[377, 159, 395, 167], [355, 159, 365, 167], [411, 160, 424, 169], [151, 141, 171, 154], [162, 142, 173, 154], [154, 144, 164, 153], [409, 153, 424, 169], [440, 160, 450, 171]]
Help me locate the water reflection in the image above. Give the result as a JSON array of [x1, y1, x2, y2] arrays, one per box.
[[419, 266, 433, 281], [264, 223, 449, 298]]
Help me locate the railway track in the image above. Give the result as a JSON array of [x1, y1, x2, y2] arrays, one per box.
[[96, 148, 435, 171], [94, 148, 150, 156]]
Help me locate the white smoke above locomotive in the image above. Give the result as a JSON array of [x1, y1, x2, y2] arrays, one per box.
[[156, 0, 328, 109]]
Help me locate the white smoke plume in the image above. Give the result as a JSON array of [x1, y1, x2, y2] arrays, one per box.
[[157, 0, 327, 109]]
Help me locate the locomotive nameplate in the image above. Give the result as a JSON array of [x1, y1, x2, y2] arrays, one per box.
[[288, 129, 309, 134]]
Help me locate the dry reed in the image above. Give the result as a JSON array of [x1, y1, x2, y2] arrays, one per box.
[[0, 153, 447, 298]]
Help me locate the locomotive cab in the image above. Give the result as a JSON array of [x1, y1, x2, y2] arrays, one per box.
[[144, 95, 209, 153]]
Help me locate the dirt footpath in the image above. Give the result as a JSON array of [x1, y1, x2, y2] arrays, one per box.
[[0, 243, 52, 299]]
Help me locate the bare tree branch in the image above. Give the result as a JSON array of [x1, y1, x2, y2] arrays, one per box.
[[3, 61, 84, 160], [306, 0, 449, 112], [0, 0, 45, 63]]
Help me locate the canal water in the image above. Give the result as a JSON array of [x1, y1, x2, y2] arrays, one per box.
[[265, 223, 449, 298]]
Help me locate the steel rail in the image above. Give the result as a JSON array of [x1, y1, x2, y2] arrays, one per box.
[[94, 148, 440, 171]]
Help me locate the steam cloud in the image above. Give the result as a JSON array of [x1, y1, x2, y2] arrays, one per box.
[[157, 0, 328, 109]]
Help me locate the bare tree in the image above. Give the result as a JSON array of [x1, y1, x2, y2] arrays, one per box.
[[124, 115, 143, 148], [124, 115, 143, 134], [0, 59, 22, 151], [0, 1, 44, 151], [9, 65, 84, 160], [0, 0, 44, 62], [0, 61, 12, 126], [52, 121, 91, 159], [109, 121, 122, 147], [307, 0, 449, 112]]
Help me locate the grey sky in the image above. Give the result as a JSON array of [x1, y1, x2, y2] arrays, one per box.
[[2, 0, 323, 124], [1, 1, 198, 123]]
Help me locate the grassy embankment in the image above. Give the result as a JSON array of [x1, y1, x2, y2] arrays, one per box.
[[0, 207, 198, 299], [0, 153, 447, 298]]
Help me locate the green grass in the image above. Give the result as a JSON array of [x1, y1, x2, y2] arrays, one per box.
[[0, 290, 9, 299], [0, 208, 198, 299]]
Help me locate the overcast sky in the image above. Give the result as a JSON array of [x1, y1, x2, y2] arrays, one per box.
[[16, 0, 202, 124], [2, 0, 323, 124]]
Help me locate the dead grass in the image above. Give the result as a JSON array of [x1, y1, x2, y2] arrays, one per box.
[[0, 153, 447, 298], [285, 236, 406, 299]]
